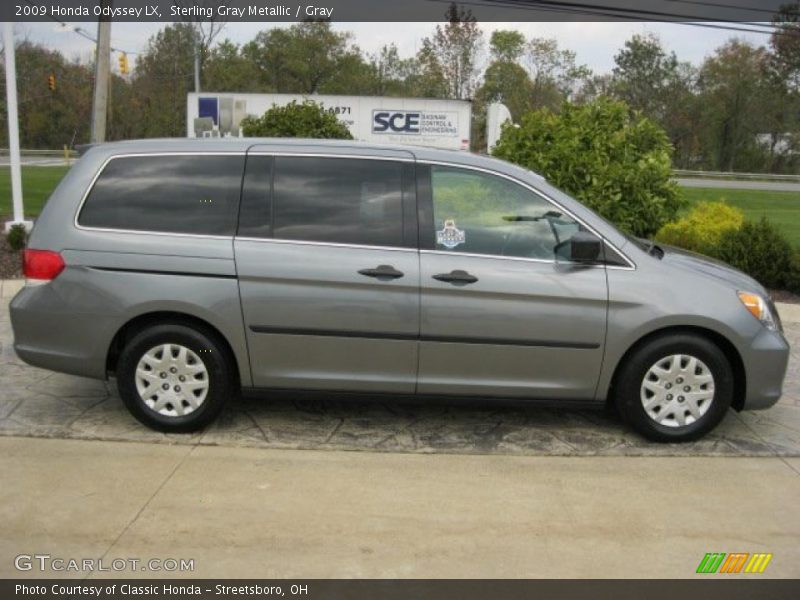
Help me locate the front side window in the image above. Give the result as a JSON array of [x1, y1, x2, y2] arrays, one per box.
[[78, 155, 244, 235], [272, 157, 405, 247], [429, 166, 586, 261]]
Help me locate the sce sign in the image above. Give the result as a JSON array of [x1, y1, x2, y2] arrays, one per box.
[[373, 111, 421, 134]]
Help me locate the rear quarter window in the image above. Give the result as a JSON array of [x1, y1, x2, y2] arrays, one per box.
[[78, 154, 244, 235]]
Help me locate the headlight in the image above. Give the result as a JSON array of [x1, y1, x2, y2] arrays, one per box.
[[738, 291, 778, 331]]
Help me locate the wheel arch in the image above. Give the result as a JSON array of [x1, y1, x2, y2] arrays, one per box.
[[606, 325, 746, 412], [106, 311, 241, 387]]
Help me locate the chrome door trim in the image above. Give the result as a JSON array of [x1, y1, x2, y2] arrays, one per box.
[[235, 236, 417, 254]]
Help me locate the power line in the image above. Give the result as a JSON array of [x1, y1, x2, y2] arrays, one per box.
[[430, 0, 791, 37], [664, 0, 784, 18], [478, 0, 783, 25]]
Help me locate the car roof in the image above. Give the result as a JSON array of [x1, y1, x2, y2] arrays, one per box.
[[84, 137, 544, 182]]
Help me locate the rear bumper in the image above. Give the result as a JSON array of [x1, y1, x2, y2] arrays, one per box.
[[742, 327, 791, 410], [10, 282, 116, 380]]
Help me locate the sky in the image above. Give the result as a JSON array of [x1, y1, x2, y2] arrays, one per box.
[[14, 20, 770, 75]]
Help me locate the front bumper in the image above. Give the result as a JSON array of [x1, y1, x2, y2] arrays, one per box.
[[742, 326, 791, 410]]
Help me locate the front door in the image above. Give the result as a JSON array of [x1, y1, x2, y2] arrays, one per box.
[[235, 152, 420, 392], [417, 164, 609, 399]]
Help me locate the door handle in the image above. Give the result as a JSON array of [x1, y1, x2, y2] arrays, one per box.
[[432, 270, 479, 285], [358, 265, 405, 280]]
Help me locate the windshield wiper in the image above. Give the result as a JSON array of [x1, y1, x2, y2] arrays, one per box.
[[502, 210, 562, 222], [637, 239, 663, 258]]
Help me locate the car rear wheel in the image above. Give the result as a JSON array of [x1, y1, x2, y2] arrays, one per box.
[[116, 323, 234, 432], [615, 333, 734, 442]]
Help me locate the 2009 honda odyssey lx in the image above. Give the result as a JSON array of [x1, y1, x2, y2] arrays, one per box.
[[10, 139, 790, 442]]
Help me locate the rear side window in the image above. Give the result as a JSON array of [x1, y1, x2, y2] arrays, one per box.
[[271, 156, 405, 247], [78, 154, 244, 235]]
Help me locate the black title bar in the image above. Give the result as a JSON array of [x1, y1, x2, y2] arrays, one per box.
[[4, 0, 791, 23], [3, 579, 800, 600]]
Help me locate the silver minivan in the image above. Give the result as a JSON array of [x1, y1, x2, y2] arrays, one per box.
[[10, 138, 790, 442]]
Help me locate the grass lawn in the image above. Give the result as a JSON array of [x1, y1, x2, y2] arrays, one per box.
[[0, 165, 70, 218], [679, 187, 800, 249]]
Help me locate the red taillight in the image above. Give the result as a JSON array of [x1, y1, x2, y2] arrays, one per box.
[[23, 249, 65, 281]]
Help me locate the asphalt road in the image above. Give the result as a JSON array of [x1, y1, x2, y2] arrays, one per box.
[[677, 178, 800, 193]]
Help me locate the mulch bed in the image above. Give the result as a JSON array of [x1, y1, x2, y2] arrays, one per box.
[[0, 235, 22, 279]]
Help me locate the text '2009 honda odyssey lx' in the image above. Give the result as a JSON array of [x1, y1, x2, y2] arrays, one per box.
[[10, 139, 790, 442]]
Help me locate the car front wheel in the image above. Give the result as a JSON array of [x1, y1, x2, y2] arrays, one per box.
[[615, 333, 734, 442]]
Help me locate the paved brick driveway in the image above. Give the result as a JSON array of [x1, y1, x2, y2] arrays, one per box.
[[1, 292, 798, 456]]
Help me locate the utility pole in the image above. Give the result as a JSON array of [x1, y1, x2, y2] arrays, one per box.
[[193, 24, 201, 93], [2, 23, 31, 232], [90, 1, 112, 143]]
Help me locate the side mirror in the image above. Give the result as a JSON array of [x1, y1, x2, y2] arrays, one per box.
[[556, 231, 602, 262]]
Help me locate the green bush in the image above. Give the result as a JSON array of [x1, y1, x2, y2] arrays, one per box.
[[6, 223, 27, 251], [492, 98, 682, 237], [716, 217, 794, 290], [655, 202, 744, 256], [240, 100, 353, 140], [785, 252, 800, 295]]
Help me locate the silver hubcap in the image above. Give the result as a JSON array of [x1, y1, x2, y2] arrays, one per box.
[[640, 354, 715, 428], [135, 344, 209, 417]]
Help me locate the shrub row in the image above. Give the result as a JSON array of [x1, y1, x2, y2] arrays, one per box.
[[656, 202, 800, 294]]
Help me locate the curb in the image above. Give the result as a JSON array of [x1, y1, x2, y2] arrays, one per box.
[[1, 278, 799, 324]]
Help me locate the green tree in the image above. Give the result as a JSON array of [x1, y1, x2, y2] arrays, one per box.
[[0, 41, 94, 148], [241, 28, 294, 91], [405, 45, 448, 97], [203, 40, 263, 92], [489, 30, 526, 63], [240, 100, 353, 139], [696, 39, 773, 171], [492, 98, 681, 237], [612, 33, 680, 119], [611, 33, 701, 168], [472, 30, 535, 152], [475, 29, 535, 119], [417, 4, 483, 99], [132, 23, 196, 137], [525, 38, 591, 110], [770, 1, 800, 92], [170, 0, 227, 90], [365, 44, 416, 96], [477, 61, 535, 119], [764, 2, 800, 172], [242, 22, 368, 94]]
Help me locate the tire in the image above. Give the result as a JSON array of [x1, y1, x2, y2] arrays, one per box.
[[614, 333, 734, 443], [116, 323, 235, 432]]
